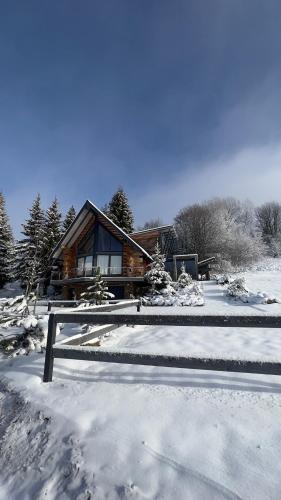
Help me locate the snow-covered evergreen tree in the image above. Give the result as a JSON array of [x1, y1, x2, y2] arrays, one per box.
[[41, 198, 62, 278], [63, 205, 76, 232], [0, 192, 15, 288], [107, 187, 134, 233], [15, 194, 45, 292], [80, 268, 114, 305], [177, 263, 192, 288], [144, 242, 172, 291]]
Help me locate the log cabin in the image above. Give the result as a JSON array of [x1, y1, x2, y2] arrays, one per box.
[[50, 200, 212, 299]]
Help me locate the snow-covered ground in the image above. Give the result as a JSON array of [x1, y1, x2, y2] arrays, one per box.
[[1, 261, 281, 499]]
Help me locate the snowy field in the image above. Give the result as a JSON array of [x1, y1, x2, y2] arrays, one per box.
[[1, 262, 281, 499]]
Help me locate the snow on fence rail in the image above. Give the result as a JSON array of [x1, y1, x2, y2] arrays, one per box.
[[50, 299, 142, 312], [25, 298, 137, 312], [43, 309, 281, 382]]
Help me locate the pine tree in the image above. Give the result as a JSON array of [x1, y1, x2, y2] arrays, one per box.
[[107, 187, 134, 233], [177, 263, 192, 288], [63, 205, 76, 232], [16, 194, 45, 292], [0, 193, 15, 288], [80, 268, 115, 305], [144, 242, 172, 291], [42, 198, 62, 278]]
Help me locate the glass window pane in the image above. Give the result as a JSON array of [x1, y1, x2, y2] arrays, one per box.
[[97, 255, 109, 275], [77, 257, 84, 277], [97, 225, 111, 251], [84, 256, 93, 276], [97, 224, 122, 252], [109, 234, 122, 252], [110, 255, 122, 274], [77, 231, 94, 255]]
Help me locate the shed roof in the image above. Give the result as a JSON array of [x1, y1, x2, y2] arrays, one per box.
[[130, 225, 174, 236]]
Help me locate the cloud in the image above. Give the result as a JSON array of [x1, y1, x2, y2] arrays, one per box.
[[133, 141, 281, 224]]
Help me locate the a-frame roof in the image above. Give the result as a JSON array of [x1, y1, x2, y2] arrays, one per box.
[[51, 200, 153, 261]]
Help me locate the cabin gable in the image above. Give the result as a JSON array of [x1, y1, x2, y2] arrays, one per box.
[[51, 202, 152, 298]]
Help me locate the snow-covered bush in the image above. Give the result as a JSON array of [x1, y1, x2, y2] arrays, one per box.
[[0, 293, 37, 329], [0, 314, 62, 356], [225, 277, 279, 304], [143, 281, 204, 306], [226, 277, 248, 299], [0, 294, 35, 313], [216, 274, 231, 285]]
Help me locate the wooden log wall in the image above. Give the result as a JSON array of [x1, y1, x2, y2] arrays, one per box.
[[131, 230, 160, 255], [123, 244, 149, 276]]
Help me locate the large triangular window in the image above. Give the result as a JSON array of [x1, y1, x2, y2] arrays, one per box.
[[96, 224, 122, 252], [77, 232, 94, 256], [76, 223, 123, 276]]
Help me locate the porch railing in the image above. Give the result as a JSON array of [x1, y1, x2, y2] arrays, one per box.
[[51, 266, 146, 281]]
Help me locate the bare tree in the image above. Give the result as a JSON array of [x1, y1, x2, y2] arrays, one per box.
[[256, 202, 281, 255], [137, 217, 164, 231], [256, 202, 281, 238], [175, 198, 264, 267], [175, 203, 220, 260]]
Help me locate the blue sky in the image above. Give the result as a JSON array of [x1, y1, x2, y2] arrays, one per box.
[[1, 0, 281, 235]]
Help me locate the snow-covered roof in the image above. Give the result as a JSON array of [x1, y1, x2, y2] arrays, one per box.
[[130, 225, 174, 236], [51, 200, 153, 261], [198, 257, 216, 266]]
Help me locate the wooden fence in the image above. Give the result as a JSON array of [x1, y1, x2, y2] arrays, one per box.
[[43, 309, 281, 382]]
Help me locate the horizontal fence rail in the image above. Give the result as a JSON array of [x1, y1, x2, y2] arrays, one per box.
[[48, 313, 281, 329], [52, 345, 281, 376]]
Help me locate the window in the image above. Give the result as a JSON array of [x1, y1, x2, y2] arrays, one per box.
[[110, 255, 122, 274], [97, 225, 122, 252], [97, 255, 109, 275], [84, 256, 93, 276], [77, 257, 84, 277], [76, 223, 123, 277], [77, 256, 93, 276], [96, 254, 122, 275], [77, 231, 95, 256]]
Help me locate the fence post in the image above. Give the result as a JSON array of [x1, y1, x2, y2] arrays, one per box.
[[137, 299, 141, 312], [43, 313, 57, 382], [47, 301, 52, 312]]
